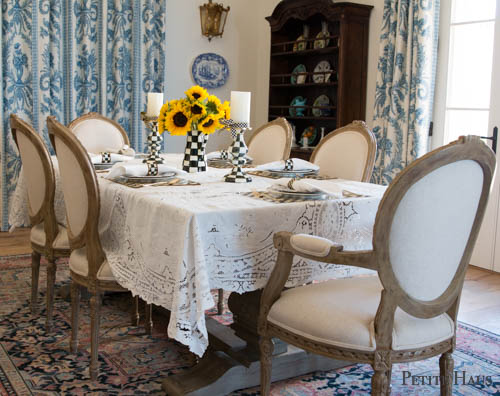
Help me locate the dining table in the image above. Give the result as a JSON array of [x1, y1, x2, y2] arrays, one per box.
[[9, 153, 387, 395]]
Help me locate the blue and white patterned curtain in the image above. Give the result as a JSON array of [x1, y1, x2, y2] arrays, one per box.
[[0, 0, 166, 230], [371, 0, 439, 185]]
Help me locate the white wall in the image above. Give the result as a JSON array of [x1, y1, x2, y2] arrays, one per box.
[[165, 0, 384, 152]]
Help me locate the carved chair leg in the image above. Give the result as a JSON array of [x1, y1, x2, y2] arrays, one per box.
[[145, 302, 153, 335], [45, 258, 57, 332], [217, 288, 224, 315], [386, 367, 392, 396], [371, 366, 391, 396], [90, 290, 101, 382], [70, 282, 81, 353], [439, 352, 454, 396], [31, 252, 41, 314], [260, 336, 274, 396], [131, 295, 140, 326]]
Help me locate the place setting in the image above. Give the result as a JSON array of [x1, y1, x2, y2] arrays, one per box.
[[247, 158, 335, 180], [206, 149, 254, 169], [103, 161, 198, 188]]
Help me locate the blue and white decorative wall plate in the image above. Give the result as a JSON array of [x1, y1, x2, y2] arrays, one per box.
[[192, 53, 229, 89]]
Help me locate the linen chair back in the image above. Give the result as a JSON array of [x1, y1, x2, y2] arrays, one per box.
[[310, 121, 376, 182], [47, 117, 105, 277], [10, 114, 58, 241], [68, 112, 129, 153], [373, 136, 495, 321], [247, 118, 292, 165]]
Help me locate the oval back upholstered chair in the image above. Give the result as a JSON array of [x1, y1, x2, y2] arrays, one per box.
[[10, 114, 70, 330], [247, 118, 292, 165], [310, 120, 377, 182], [47, 116, 151, 381], [258, 136, 496, 396], [68, 112, 130, 154]]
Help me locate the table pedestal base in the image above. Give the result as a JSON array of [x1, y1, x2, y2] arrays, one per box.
[[162, 343, 347, 396], [162, 290, 350, 395]]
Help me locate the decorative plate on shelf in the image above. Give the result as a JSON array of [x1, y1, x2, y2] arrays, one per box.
[[289, 96, 307, 117], [191, 53, 229, 89], [299, 126, 318, 146], [314, 31, 331, 49], [313, 60, 332, 83], [313, 95, 331, 117], [293, 35, 307, 52], [291, 64, 307, 84]]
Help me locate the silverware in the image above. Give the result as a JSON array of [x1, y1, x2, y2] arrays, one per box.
[[342, 190, 366, 198]]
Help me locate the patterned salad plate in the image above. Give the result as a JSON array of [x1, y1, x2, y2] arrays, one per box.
[[192, 53, 229, 89], [94, 163, 116, 170], [268, 189, 329, 201], [120, 171, 177, 184], [267, 169, 318, 178]]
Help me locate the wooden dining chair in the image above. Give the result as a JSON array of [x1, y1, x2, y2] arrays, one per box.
[[258, 136, 496, 395], [47, 116, 152, 381], [247, 118, 292, 165], [10, 114, 71, 331], [310, 120, 376, 182], [68, 112, 130, 154]]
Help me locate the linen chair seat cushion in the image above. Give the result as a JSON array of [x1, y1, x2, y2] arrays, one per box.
[[267, 276, 454, 352], [69, 247, 115, 281], [30, 223, 70, 250], [290, 234, 335, 257]]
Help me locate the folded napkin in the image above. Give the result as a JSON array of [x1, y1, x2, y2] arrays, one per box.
[[105, 161, 186, 179], [207, 150, 230, 160], [268, 178, 343, 198], [256, 158, 319, 172], [106, 145, 136, 157], [89, 152, 135, 164]]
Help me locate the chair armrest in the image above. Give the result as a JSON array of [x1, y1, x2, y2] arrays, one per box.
[[275, 231, 376, 271], [258, 231, 376, 335]]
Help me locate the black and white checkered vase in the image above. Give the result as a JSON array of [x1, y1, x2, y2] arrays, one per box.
[[220, 119, 252, 183], [183, 129, 208, 173]]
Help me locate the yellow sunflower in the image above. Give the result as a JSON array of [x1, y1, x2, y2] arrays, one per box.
[[199, 114, 220, 135], [188, 101, 207, 121], [164, 103, 192, 135], [206, 95, 222, 112], [185, 85, 208, 102], [158, 102, 169, 134], [219, 101, 231, 120]]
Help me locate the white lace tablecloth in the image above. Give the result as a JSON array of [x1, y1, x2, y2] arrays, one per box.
[[9, 154, 386, 356]]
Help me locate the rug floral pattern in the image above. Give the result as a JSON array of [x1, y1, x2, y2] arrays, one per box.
[[0, 255, 498, 395]]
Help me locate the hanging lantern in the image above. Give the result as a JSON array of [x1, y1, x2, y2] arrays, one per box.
[[199, 0, 230, 41]]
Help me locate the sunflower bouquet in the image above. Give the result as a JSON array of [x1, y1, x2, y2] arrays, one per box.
[[158, 85, 230, 136]]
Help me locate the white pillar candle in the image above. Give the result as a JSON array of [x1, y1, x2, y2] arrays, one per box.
[[230, 91, 251, 124], [146, 93, 164, 117]]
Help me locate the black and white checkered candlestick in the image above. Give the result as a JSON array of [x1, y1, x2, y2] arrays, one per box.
[[220, 119, 252, 183], [141, 112, 164, 176]]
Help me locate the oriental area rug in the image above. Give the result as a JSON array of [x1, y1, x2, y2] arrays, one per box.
[[0, 255, 498, 395]]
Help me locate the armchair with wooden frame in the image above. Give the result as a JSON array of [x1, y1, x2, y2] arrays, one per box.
[[47, 116, 152, 381], [10, 114, 71, 331], [310, 120, 377, 182], [258, 136, 496, 395]]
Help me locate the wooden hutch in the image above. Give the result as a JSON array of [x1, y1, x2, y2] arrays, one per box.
[[266, 0, 372, 160]]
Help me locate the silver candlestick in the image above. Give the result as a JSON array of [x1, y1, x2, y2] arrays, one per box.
[[220, 119, 252, 183], [141, 112, 164, 176]]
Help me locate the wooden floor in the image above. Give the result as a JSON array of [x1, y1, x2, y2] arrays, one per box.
[[1, 229, 500, 334]]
